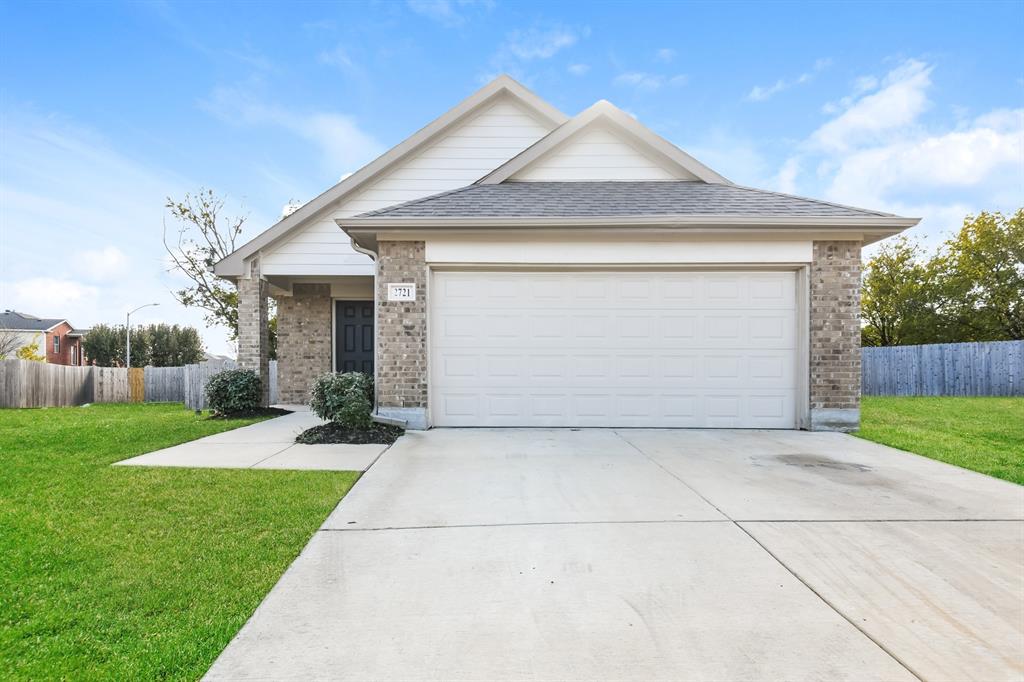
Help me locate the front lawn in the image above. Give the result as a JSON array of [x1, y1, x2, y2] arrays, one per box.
[[857, 396, 1024, 485], [0, 403, 359, 680]]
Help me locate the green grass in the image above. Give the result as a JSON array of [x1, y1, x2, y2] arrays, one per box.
[[0, 403, 359, 680], [857, 396, 1024, 485]]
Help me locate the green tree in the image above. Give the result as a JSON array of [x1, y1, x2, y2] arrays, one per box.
[[933, 210, 1024, 341], [163, 189, 277, 357], [82, 325, 122, 366], [83, 323, 204, 366], [149, 324, 204, 366], [860, 237, 942, 346]]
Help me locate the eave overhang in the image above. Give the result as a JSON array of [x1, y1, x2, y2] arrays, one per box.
[[338, 214, 921, 251]]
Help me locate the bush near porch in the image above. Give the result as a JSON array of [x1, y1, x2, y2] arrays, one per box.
[[857, 396, 1024, 485], [0, 403, 359, 680]]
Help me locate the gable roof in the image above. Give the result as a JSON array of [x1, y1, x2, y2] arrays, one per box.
[[478, 100, 731, 185], [352, 181, 898, 219], [213, 75, 568, 278], [0, 310, 67, 332], [339, 181, 920, 247]]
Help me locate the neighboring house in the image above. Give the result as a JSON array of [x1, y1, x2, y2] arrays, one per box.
[[0, 310, 88, 366], [214, 75, 918, 432]]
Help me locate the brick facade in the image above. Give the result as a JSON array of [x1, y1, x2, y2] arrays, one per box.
[[276, 283, 333, 404], [809, 240, 862, 431], [236, 258, 271, 406], [375, 240, 428, 428], [44, 322, 84, 366]]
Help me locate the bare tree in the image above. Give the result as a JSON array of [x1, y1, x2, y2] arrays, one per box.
[[163, 189, 246, 338], [0, 325, 22, 359]]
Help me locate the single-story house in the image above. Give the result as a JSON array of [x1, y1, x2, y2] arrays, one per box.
[[214, 75, 918, 432], [0, 310, 87, 366]]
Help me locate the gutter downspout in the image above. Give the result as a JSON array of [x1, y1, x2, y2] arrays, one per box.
[[348, 236, 407, 429]]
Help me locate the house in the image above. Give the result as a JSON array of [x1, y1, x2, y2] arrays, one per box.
[[0, 310, 88, 366], [214, 76, 918, 432]]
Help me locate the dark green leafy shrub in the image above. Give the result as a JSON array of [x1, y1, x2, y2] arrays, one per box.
[[309, 372, 373, 430], [205, 369, 261, 416]]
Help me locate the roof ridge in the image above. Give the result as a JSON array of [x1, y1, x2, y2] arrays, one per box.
[[727, 183, 894, 217]]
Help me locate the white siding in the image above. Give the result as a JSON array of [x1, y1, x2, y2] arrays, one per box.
[[261, 95, 555, 277], [510, 124, 698, 181], [424, 238, 813, 264]]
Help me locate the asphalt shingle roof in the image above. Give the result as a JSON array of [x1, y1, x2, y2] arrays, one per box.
[[355, 181, 892, 219], [0, 310, 66, 331]]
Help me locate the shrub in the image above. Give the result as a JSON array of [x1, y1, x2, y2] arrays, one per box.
[[309, 372, 373, 430], [205, 368, 261, 416]]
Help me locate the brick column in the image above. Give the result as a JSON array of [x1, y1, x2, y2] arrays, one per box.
[[376, 241, 428, 429], [809, 240, 862, 431], [237, 257, 270, 407], [276, 283, 332, 404]]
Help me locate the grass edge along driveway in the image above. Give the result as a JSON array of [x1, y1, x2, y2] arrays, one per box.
[[0, 403, 359, 681], [858, 396, 1024, 486]]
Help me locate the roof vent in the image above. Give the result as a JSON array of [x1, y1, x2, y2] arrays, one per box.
[[281, 201, 303, 219]]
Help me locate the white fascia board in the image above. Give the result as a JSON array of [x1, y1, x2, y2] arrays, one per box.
[[212, 75, 568, 277], [341, 216, 920, 251], [477, 100, 731, 186]]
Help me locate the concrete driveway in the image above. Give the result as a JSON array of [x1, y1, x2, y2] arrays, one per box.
[[205, 429, 1024, 682]]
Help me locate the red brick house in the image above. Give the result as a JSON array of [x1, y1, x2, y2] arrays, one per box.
[[0, 310, 88, 366]]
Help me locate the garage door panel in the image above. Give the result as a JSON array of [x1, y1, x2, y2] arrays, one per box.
[[431, 271, 799, 428]]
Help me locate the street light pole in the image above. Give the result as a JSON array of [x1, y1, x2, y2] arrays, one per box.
[[126, 303, 159, 368]]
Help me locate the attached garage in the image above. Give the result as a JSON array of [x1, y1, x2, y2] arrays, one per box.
[[336, 100, 917, 432], [430, 270, 800, 428]]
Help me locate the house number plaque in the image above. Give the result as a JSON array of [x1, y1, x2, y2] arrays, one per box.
[[387, 283, 416, 301]]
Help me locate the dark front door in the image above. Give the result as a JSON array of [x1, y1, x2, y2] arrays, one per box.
[[334, 300, 374, 374]]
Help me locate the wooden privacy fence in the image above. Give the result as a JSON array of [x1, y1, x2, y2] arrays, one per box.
[[183, 359, 236, 410], [0, 360, 127, 408], [143, 366, 186, 402], [1, 359, 278, 408], [862, 340, 1024, 396], [181, 359, 278, 410]]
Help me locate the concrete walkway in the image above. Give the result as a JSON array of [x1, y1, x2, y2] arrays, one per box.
[[205, 429, 1024, 681], [115, 408, 387, 472]]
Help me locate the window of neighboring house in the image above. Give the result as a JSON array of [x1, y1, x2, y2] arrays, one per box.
[[71, 345, 78, 365], [53, 335, 60, 354]]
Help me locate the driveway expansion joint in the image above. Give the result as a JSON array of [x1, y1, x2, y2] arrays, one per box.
[[247, 443, 298, 468], [318, 519, 736, 532], [612, 429, 927, 682]]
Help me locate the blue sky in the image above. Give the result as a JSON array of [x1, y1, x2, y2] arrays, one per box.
[[2, 0, 1022, 355]]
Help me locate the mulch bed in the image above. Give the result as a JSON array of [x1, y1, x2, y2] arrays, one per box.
[[295, 422, 405, 445], [207, 407, 292, 419]]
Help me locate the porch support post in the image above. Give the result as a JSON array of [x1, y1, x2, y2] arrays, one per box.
[[237, 256, 271, 407]]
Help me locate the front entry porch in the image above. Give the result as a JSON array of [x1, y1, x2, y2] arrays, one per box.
[[236, 263, 374, 406]]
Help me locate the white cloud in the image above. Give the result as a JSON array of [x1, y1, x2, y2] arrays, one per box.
[[773, 59, 1023, 248], [75, 246, 129, 281], [826, 108, 1024, 206], [775, 157, 801, 194], [483, 24, 587, 82], [505, 26, 580, 60], [747, 58, 831, 102], [201, 83, 383, 171], [614, 71, 688, 92], [4, 277, 99, 314], [406, 0, 493, 27], [318, 45, 357, 72], [810, 59, 932, 151], [655, 48, 676, 63]]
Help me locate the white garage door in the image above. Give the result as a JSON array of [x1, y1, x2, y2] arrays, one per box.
[[430, 270, 799, 428]]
